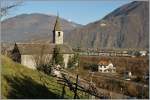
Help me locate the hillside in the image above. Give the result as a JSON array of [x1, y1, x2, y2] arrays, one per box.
[[65, 1, 149, 49], [1, 55, 75, 99], [1, 13, 81, 42]]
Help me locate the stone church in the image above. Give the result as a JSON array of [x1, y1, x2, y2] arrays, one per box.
[[11, 15, 74, 69]]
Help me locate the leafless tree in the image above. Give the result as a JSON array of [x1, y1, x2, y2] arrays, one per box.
[[32, 45, 51, 68], [32, 45, 52, 76], [1, 0, 23, 17]]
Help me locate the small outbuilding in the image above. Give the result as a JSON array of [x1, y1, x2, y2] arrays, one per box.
[[98, 60, 116, 73]]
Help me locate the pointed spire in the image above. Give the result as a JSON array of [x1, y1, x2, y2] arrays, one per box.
[[14, 40, 17, 45], [57, 11, 59, 17], [54, 13, 62, 31]]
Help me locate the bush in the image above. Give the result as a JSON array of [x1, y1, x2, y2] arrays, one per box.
[[133, 51, 141, 57], [82, 62, 98, 72], [67, 53, 79, 68], [37, 63, 52, 75], [67, 56, 74, 68], [52, 46, 64, 66], [127, 83, 138, 97]]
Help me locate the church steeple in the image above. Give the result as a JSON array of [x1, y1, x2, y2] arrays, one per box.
[[53, 13, 63, 44], [53, 14, 62, 31]]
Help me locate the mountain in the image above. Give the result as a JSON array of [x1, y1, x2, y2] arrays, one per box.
[[65, 1, 149, 49], [1, 13, 82, 43], [2, 1, 149, 49]]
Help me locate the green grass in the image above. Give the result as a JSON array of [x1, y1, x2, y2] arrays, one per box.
[[1, 55, 74, 99]]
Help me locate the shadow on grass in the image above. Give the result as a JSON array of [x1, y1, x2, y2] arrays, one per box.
[[3, 75, 62, 99]]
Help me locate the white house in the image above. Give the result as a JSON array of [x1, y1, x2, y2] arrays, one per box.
[[139, 50, 147, 56], [98, 60, 116, 73], [124, 71, 132, 80]]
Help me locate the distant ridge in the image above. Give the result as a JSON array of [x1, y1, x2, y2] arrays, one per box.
[[1, 13, 82, 42], [1, 1, 149, 49], [65, 1, 149, 49]]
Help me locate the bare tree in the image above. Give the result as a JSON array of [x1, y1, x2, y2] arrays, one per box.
[[32, 45, 52, 74], [33, 45, 51, 67], [1, 0, 23, 17]]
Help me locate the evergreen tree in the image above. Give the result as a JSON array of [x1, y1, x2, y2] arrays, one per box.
[[134, 51, 141, 57], [67, 56, 74, 68], [52, 45, 64, 66], [67, 53, 79, 68]]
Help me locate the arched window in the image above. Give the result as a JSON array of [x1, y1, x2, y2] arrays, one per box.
[[58, 32, 61, 37]]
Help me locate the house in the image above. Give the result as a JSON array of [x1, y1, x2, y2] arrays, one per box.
[[11, 15, 74, 69], [139, 50, 147, 56], [98, 60, 116, 73], [124, 71, 132, 80]]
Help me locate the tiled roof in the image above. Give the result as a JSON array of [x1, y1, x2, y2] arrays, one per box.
[[98, 60, 112, 65], [15, 43, 73, 55]]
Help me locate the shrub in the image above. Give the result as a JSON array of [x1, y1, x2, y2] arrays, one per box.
[[67, 53, 79, 68], [67, 56, 74, 68], [127, 83, 138, 97], [52, 46, 64, 66], [133, 51, 141, 57], [37, 63, 52, 75]]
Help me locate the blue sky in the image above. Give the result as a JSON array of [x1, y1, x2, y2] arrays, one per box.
[[3, 0, 132, 25]]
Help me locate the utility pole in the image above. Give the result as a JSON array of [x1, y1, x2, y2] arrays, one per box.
[[74, 74, 78, 99], [142, 84, 146, 99], [90, 72, 94, 83]]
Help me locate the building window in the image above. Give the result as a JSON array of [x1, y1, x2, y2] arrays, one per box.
[[58, 32, 61, 37], [99, 70, 102, 72], [104, 70, 108, 72]]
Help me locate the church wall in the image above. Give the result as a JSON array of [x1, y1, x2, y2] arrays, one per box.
[[21, 54, 73, 69], [21, 55, 36, 69], [21, 54, 53, 69], [63, 54, 74, 68]]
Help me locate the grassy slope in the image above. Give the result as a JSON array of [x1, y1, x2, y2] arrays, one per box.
[[1, 55, 74, 99]]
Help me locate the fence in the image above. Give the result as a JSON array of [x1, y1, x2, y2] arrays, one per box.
[[59, 69, 133, 99], [57, 73, 110, 99]]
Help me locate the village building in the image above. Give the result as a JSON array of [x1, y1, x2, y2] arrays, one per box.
[[139, 50, 147, 56], [11, 15, 74, 69], [98, 60, 116, 73], [124, 71, 132, 80]]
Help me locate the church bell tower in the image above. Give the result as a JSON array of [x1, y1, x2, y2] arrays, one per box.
[[53, 14, 63, 44]]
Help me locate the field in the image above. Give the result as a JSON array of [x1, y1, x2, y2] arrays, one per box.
[[79, 56, 149, 77], [1, 55, 75, 99], [67, 55, 149, 98], [1, 55, 149, 99]]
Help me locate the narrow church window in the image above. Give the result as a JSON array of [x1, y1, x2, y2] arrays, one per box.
[[58, 32, 61, 37]]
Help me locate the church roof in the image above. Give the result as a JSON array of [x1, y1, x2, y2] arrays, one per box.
[[53, 15, 62, 31], [98, 60, 112, 66], [14, 43, 73, 55]]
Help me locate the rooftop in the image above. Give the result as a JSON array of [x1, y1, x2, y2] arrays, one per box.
[[14, 43, 73, 55]]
